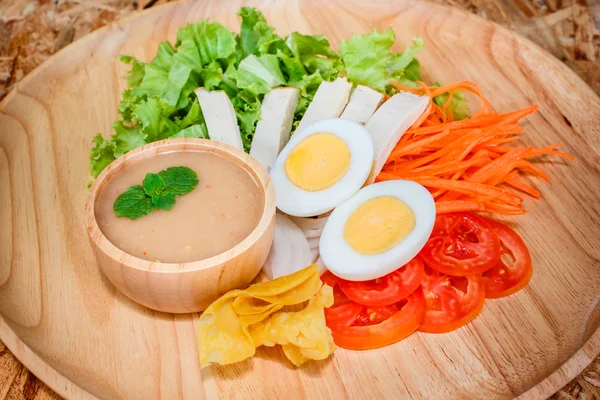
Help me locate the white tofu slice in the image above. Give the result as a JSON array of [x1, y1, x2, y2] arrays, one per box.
[[365, 92, 429, 183], [250, 87, 300, 170], [296, 77, 352, 132], [194, 88, 243, 151], [340, 85, 384, 124]]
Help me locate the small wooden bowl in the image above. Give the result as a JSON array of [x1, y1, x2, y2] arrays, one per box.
[[84, 139, 276, 313]]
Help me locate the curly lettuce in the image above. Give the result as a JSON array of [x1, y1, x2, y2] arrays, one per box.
[[89, 7, 444, 178]]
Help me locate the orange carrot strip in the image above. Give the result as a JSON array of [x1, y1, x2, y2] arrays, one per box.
[[502, 176, 541, 199], [436, 200, 484, 214]]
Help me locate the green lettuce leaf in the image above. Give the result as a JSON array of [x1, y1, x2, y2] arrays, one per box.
[[276, 49, 306, 82], [340, 28, 395, 92], [175, 21, 237, 66], [285, 32, 341, 81], [239, 7, 277, 57], [112, 121, 146, 158], [169, 124, 208, 139], [387, 36, 424, 74], [174, 99, 203, 128], [90, 134, 116, 178], [433, 86, 471, 120], [237, 54, 285, 93], [404, 59, 422, 82], [286, 33, 336, 58], [133, 97, 179, 142], [119, 55, 146, 88]]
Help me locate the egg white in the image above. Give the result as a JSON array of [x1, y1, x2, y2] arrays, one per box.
[[319, 180, 436, 281], [270, 118, 374, 217]]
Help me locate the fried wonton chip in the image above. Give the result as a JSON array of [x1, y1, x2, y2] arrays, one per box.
[[197, 295, 255, 366], [243, 264, 321, 300], [197, 264, 334, 367], [250, 285, 335, 366], [238, 304, 284, 326]]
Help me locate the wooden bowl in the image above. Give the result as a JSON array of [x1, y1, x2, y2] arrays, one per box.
[[0, 0, 599, 399], [84, 138, 276, 313]]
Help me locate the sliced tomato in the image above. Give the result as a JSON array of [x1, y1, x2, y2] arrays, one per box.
[[338, 258, 425, 306], [420, 212, 501, 276], [482, 219, 532, 298], [325, 288, 425, 350], [418, 266, 485, 333], [325, 285, 364, 328], [320, 270, 339, 288]]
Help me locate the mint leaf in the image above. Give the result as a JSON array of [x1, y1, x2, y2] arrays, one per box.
[[113, 166, 198, 220], [142, 173, 165, 197], [113, 186, 154, 220], [159, 166, 198, 196], [152, 191, 175, 210]]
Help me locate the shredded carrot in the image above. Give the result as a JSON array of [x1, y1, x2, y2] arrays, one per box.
[[377, 81, 573, 216]]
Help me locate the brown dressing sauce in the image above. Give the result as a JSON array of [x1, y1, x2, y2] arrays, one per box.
[[95, 151, 263, 263]]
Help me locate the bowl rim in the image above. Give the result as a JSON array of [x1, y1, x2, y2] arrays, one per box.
[[84, 138, 275, 273]]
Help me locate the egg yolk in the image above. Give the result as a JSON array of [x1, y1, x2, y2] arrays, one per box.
[[284, 133, 351, 192], [343, 196, 416, 255]]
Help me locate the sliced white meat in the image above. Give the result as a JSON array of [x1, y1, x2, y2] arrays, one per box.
[[365, 92, 429, 183], [296, 77, 352, 133], [341, 85, 384, 125], [250, 87, 300, 170], [195, 88, 244, 151], [261, 213, 312, 280], [308, 236, 320, 250]]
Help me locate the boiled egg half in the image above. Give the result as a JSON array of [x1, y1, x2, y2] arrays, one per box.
[[319, 180, 435, 281], [270, 118, 374, 217]]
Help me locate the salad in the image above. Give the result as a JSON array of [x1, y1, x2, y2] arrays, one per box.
[[92, 7, 573, 368]]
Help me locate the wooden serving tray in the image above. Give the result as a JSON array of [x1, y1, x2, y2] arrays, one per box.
[[0, 0, 599, 398]]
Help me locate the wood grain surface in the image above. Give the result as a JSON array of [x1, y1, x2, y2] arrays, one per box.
[[0, 0, 599, 399]]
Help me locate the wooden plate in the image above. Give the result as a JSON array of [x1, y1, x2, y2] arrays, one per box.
[[1, 0, 599, 398]]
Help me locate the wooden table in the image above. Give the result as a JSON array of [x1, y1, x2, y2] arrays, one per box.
[[0, 0, 598, 399]]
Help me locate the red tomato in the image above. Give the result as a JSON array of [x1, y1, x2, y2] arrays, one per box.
[[418, 266, 485, 333], [324, 285, 364, 329], [320, 270, 339, 288], [325, 287, 425, 350], [420, 212, 501, 276], [338, 258, 425, 306], [482, 219, 532, 298]]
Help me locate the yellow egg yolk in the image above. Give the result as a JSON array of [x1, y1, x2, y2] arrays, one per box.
[[343, 196, 416, 255], [284, 133, 351, 192]]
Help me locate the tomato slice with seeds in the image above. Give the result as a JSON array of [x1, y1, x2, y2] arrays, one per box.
[[418, 266, 485, 333], [482, 219, 532, 298], [337, 258, 425, 306], [325, 287, 425, 350], [420, 212, 501, 276], [324, 285, 364, 329]]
